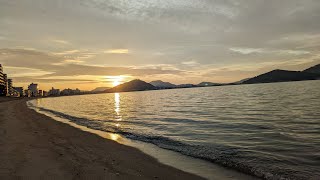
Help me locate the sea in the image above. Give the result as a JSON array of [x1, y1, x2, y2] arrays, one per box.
[[28, 80, 320, 180]]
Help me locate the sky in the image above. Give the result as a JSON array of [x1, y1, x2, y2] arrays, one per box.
[[0, 0, 320, 90]]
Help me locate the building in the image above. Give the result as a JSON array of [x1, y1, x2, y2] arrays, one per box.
[[3, 74, 8, 96], [60, 88, 81, 96], [48, 87, 60, 96], [28, 83, 38, 97], [7, 79, 13, 96], [38, 90, 43, 97], [60, 88, 73, 96], [74, 88, 81, 94], [0, 64, 6, 96], [43, 91, 48, 97], [13, 87, 24, 97], [24, 89, 31, 97]]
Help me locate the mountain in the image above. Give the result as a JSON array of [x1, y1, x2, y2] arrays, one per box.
[[91, 87, 111, 92], [197, 82, 221, 87], [303, 64, 320, 74], [105, 79, 157, 93], [243, 69, 320, 84], [150, 80, 176, 88], [150, 80, 201, 89]]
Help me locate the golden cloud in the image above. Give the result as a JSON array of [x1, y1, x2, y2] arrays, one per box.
[[104, 49, 129, 54]]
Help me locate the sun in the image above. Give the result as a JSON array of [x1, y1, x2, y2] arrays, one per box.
[[106, 76, 126, 87], [110, 76, 124, 87], [113, 79, 121, 87]]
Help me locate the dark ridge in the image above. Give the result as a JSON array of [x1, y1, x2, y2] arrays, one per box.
[[231, 78, 251, 85], [242, 69, 320, 84], [91, 87, 111, 92], [197, 82, 221, 87], [150, 80, 177, 88], [176, 84, 197, 88], [105, 79, 157, 93], [303, 64, 320, 74]]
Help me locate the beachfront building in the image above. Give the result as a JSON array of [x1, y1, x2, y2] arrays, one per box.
[[38, 90, 43, 97], [7, 79, 13, 96], [13, 87, 24, 97], [60, 88, 81, 96], [43, 91, 48, 97], [74, 88, 81, 94], [60, 88, 73, 96], [0, 64, 6, 96], [3, 74, 8, 96], [24, 89, 31, 97], [48, 87, 60, 96], [28, 83, 38, 97]]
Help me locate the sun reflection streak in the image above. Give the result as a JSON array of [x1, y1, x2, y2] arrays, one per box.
[[115, 93, 120, 115], [36, 98, 42, 105], [114, 93, 122, 124]]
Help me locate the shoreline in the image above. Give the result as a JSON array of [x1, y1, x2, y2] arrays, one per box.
[[28, 98, 258, 180], [0, 98, 203, 179]]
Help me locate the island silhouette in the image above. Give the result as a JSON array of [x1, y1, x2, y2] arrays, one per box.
[[100, 64, 320, 93]]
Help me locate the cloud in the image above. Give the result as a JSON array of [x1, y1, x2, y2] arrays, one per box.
[[51, 39, 70, 45], [53, 49, 80, 55], [4, 66, 53, 77], [52, 59, 85, 65], [12, 76, 97, 83], [0, 48, 181, 80], [181, 60, 200, 66], [229, 48, 263, 54], [104, 49, 129, 54], [0, 49, 61, 69], [279, 50, 310, 55], [230, 47, 310, 56], [53, 49, 97, 60], [47, 64, 181, 77]]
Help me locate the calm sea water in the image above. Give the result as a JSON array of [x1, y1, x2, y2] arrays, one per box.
[[29, 80, 320, 180]]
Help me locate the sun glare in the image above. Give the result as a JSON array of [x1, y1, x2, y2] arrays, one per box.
[[113, 79, 121, 87], [109, 76, 124, 87]]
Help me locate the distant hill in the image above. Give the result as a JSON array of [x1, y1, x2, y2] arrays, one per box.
[[91, 87, 111, 92], [197, 82, 221, 87], [150, 80, 201, 89], [105, 79, 157, 93], [100, 64, 320, 93], [176, 84, 196, 88], [303, 64, 320, 74], [231, 78, 251, 85], [150, 80, 176, 88], [243, 69, 320, 84]]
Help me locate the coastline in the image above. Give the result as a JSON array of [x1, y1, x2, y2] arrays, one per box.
[[0, 98, 203, 179], [28, 98, 258, 180]]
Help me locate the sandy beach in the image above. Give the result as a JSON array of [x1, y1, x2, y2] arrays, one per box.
[[0, 98, 204, 180]]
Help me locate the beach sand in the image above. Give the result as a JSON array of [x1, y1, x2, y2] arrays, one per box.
[[0, 98, 204, 180]]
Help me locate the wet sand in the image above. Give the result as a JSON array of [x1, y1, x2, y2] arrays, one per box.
[[0, 98, 204, 180]]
